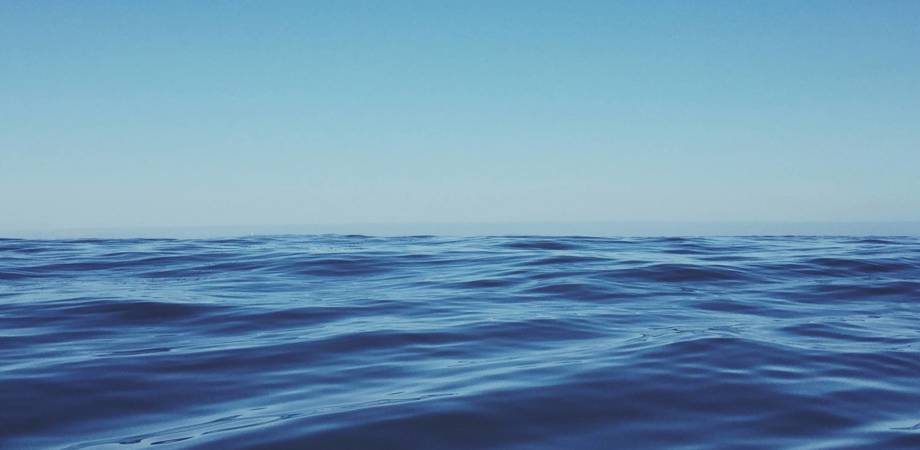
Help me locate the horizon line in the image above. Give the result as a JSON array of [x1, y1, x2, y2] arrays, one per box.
[[4, 221, 920, 239]]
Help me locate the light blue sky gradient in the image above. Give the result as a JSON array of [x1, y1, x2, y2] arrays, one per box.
[[2, 1, 919, 234]]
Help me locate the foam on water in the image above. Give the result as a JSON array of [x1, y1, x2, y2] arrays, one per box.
[[1, 235, 919, 449]]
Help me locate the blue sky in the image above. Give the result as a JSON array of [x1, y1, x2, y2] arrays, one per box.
[[2, 1, 919, 234]]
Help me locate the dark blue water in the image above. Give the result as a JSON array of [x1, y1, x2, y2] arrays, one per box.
[[2, 235, 920, 449]]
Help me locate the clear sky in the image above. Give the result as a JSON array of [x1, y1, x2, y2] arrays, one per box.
[[2, 1, 919, 234]]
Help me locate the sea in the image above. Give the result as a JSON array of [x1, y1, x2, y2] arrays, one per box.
[[1, 235, 919, 449]]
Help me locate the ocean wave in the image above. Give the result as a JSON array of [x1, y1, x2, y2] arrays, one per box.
[[2, 235, 920, 449]]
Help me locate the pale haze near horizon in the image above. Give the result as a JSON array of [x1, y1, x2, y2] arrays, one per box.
[[2, 1, 919, 236]]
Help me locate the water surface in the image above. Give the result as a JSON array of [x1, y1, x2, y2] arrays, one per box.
[[2, 235, 919, 449]]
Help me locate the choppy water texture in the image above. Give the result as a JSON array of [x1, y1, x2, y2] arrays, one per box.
[[2, 235, 920, 449]]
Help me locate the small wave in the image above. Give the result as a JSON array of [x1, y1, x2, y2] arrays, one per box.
[[603, 263, 756, 283], [288, 256, 395, 277], [521, 255, 608, 266], [804, 257, 916, 274], [501, 239, 580, 250]]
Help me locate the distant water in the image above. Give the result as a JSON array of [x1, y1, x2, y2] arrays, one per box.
[[2, 235, 920, 449]]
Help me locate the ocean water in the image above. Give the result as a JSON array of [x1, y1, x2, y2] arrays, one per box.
[[2, 235, 920, 450]]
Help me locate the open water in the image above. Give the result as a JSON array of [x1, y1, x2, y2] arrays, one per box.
[[1, 235, 919, 449]]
